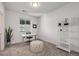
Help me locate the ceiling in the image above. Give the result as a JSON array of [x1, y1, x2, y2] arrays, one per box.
[[4, 2, 69, 17]]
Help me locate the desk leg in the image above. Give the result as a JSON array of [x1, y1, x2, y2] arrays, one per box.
[[35, 35, 36, 40]]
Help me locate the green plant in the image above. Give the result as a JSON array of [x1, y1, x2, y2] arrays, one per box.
[[5, 26, 13, 43]]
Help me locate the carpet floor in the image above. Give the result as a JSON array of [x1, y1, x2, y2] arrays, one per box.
[[0, 41, 79, 56]]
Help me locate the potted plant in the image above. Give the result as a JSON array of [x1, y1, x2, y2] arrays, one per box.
[[5, 26, 13, 45]]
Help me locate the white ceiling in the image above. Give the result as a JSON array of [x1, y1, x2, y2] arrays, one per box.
[[4, 2, 69, 17]]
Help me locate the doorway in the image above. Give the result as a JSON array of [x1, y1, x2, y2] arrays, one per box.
[[0, 12, 4, 50], [0, 13, 2, 50]]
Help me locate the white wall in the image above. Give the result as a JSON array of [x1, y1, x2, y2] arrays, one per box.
[[39, 3, 79, 52], [39, 14, 58, 44], [0, 2, 5, 50], [5, 10, 39, 44], [0, 2, 5, 14]]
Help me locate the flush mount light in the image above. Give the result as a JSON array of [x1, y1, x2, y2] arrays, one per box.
[[31, 2, 40, 8]]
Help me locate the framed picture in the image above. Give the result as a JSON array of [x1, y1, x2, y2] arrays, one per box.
[[33, 24, 37, 28], [26, 20, 30, 25], [20, 19, 25, 25]]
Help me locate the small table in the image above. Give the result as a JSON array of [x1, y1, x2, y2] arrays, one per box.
[[22, 34, 37, 44], [26, 34, 37, 43]]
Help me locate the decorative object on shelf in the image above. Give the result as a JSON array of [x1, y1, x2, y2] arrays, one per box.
[[5, 26, 13, 45], [58, 22, 62, 31], [33, 24, 37, 28], [58, 23, 62, 26], [64, 18, 69, 25], [58, 18, 69, 31], [60, 29, 62, 31]]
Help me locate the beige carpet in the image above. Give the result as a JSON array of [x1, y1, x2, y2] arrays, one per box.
[[0, 41, 79, 56]]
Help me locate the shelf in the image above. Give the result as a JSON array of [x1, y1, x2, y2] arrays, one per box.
[[57, 23, 70, 52], [56, 45, 70, 52], [60, 41, 70, 44]]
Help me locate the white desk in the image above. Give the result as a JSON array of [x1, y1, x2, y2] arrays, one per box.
[[22, 34, 37, 43]]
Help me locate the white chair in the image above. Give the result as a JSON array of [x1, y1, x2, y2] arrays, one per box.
[[30, 40, 44, 53]]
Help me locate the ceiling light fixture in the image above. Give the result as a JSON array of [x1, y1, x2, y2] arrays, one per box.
[[31, 2, 40, 8]]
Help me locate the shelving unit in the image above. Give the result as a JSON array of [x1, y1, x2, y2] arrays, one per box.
[[57, 18, 70, 52], [69, 17, 79, 52]]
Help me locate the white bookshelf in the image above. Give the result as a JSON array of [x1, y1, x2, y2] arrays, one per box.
[[57, 18, 70, 52]]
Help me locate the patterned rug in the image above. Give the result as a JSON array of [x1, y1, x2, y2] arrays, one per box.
[[0, 41, 79, 56]]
